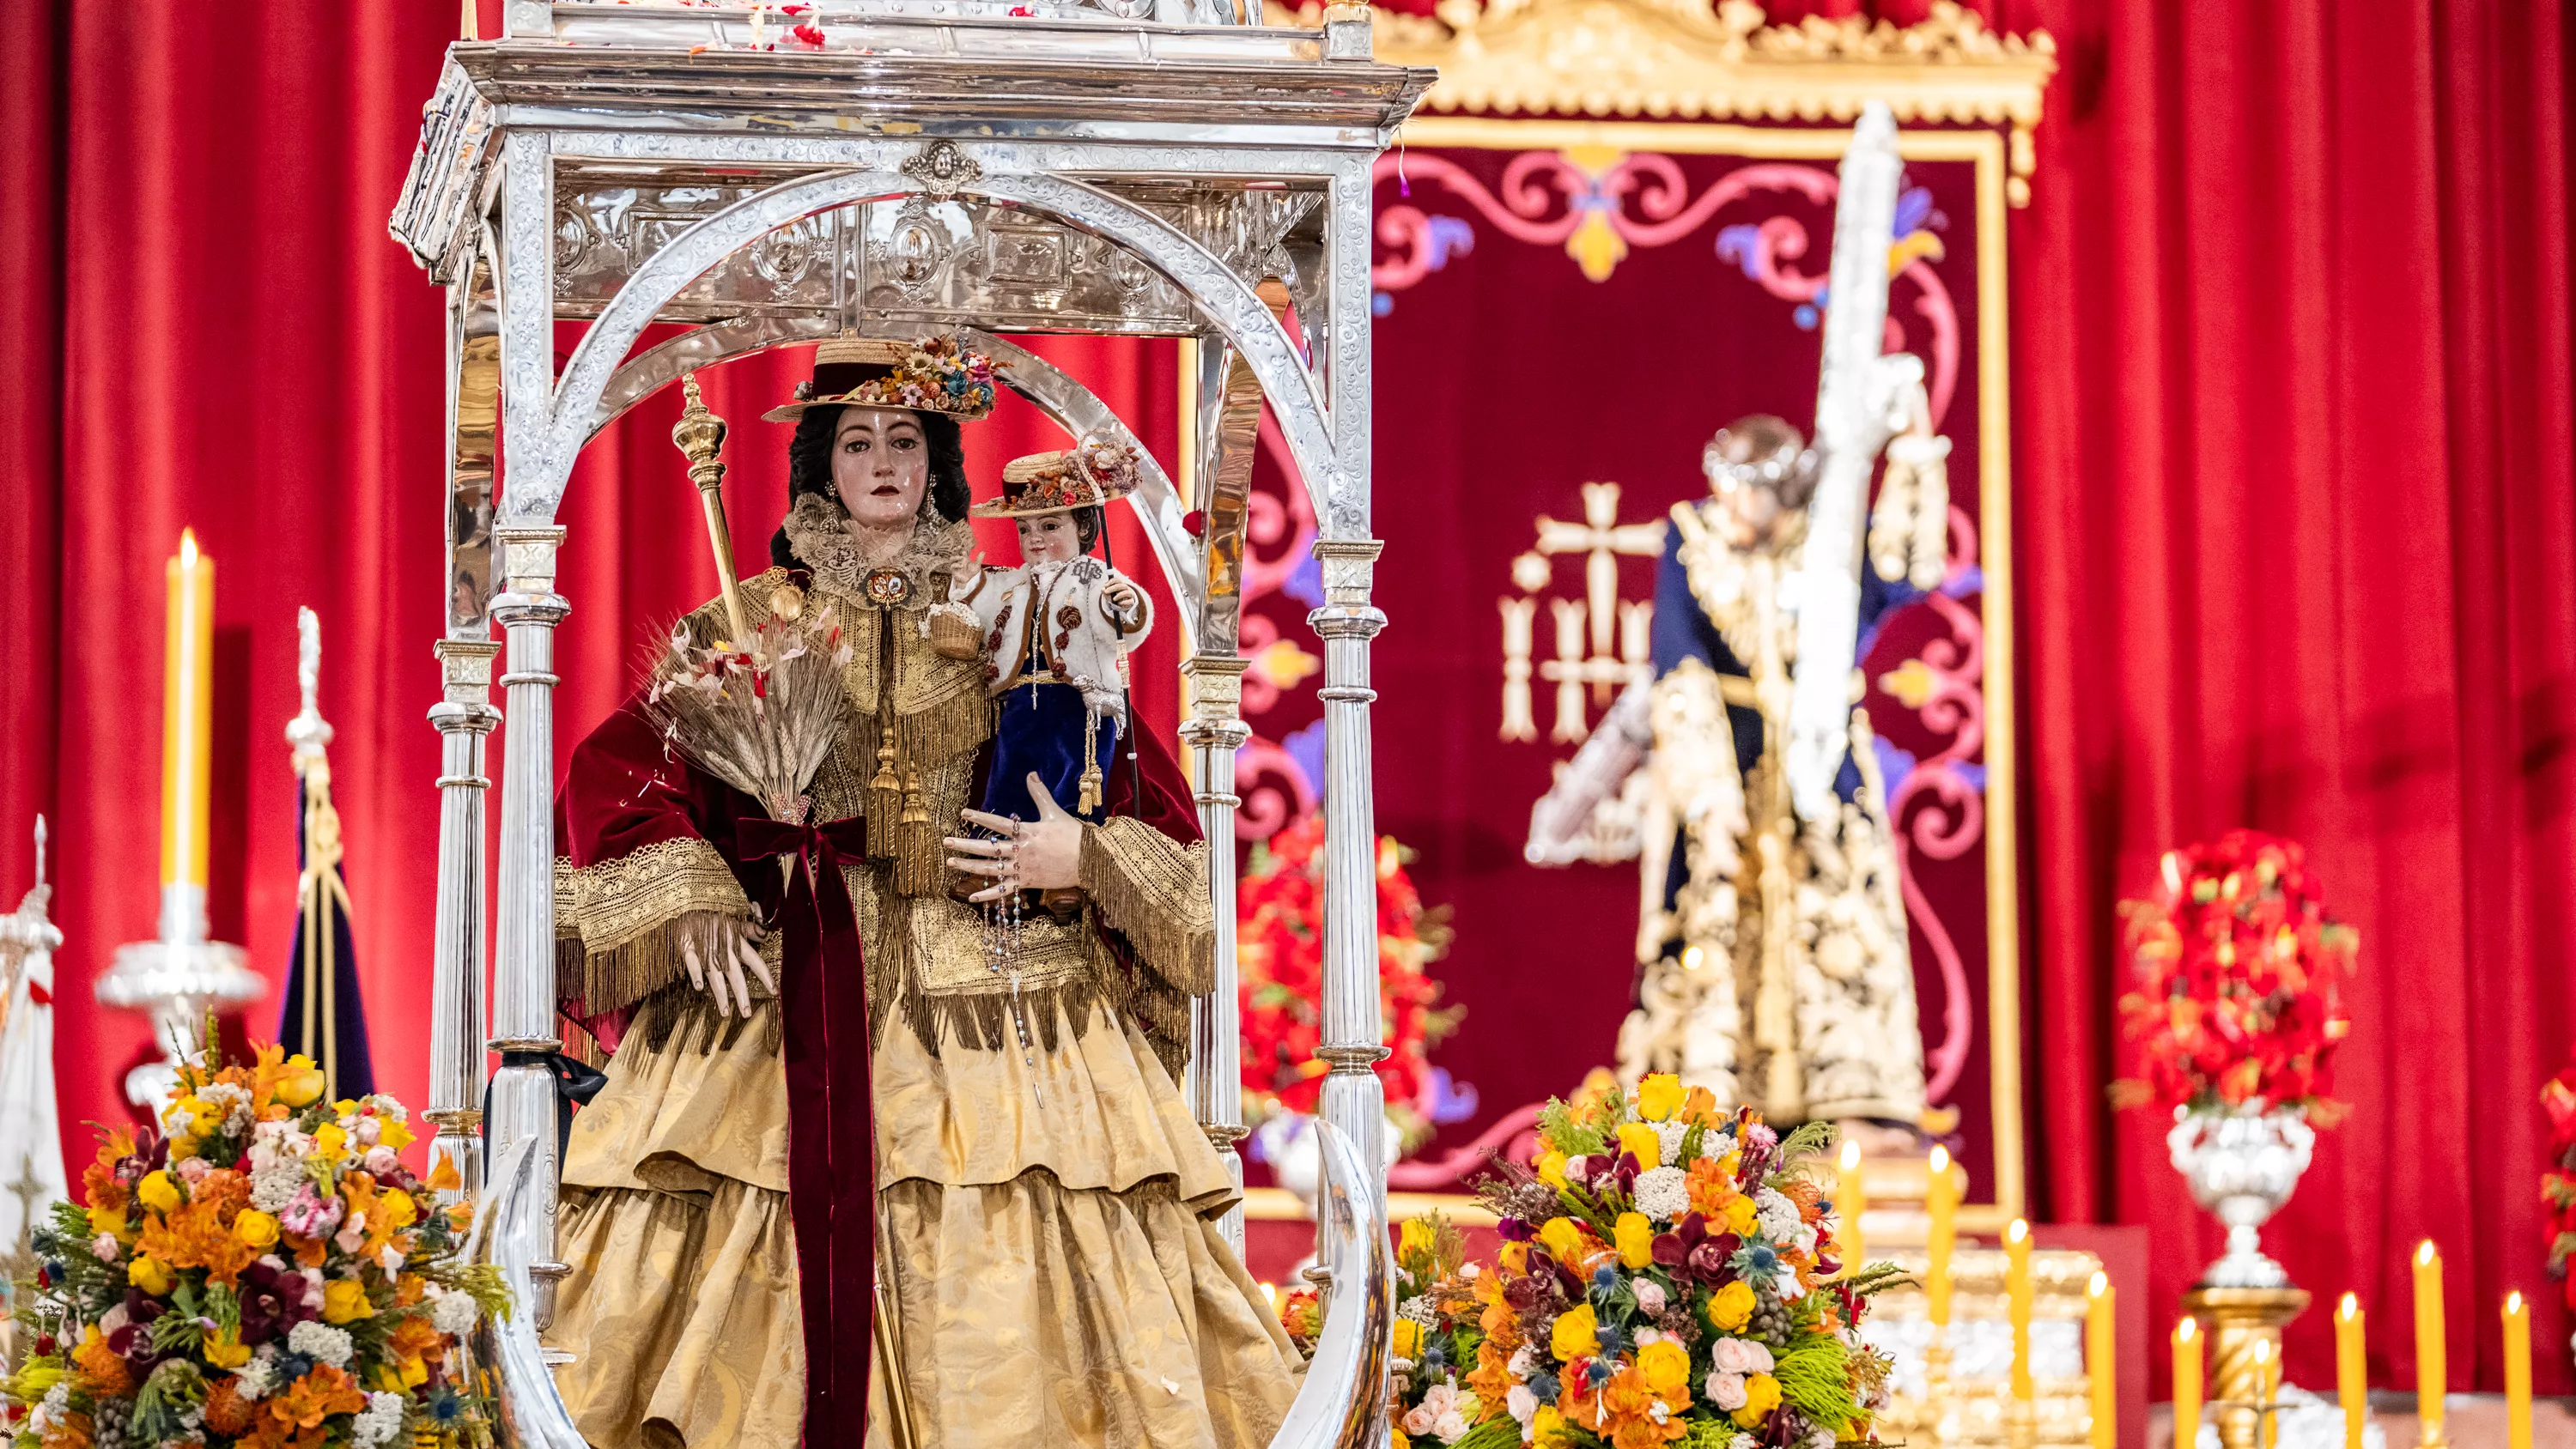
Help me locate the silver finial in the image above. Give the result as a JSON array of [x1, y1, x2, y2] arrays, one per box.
[[287, 606, 335, 776]]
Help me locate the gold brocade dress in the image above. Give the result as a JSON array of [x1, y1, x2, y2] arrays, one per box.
[[544, 505, 1299, 1449]]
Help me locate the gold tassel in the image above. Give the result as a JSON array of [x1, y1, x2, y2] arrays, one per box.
[[1078, 708, 1103, 814], [871, 724, 901, 795], [899, 765, 929, 825]]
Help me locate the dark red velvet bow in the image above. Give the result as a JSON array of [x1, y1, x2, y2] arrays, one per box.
[[733, 815, 874, 1441]]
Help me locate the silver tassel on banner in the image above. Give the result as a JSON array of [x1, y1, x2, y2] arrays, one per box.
[[1868, 429, 1954, 593]]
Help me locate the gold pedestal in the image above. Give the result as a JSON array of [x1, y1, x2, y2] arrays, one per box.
[[2181, 1286, 2308, 1449]]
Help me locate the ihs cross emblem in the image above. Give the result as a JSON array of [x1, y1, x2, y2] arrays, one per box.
[[1500, 481, 1665, 743]]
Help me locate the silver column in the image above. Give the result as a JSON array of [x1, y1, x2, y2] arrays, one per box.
[[425, 638, 500, 1205], [486, 525, 571, 1327], [1179, 656, 1253, 1255], [1306, 539, 1388, 1222]]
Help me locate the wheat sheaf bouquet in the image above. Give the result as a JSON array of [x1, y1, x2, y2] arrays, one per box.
[[641, 587, 855, 826], [1318, 1075, 1902, 1449], [0, 1040, 504, 1449]]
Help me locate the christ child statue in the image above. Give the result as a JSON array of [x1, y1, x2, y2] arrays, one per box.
[[954, 440, 1153, 852]]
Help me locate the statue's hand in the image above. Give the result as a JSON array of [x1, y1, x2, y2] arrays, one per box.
[[677, 910, 773, 1019], [946, 773, 1084, 902]]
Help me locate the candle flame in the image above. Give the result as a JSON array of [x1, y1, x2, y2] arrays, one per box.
[[2006, 1217, 2029, 1244], [2252, 1339, 2271, 1364], [2177, 1317, 2197, 1343], [179, 527, 200, 565], [2415, 1240, 2439, 1267], [2505, 1291, 2524, 1315], [2088, 1270, 2108, 1298], [2339, 1292, 2360, 1320], [1928, 1143, 1949, 1173], [1839, 1139, 1862, 1170]]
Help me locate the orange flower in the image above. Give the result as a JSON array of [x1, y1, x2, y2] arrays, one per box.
[[137, 1197, 259, 1288], [70, 1326, 133, 1398], [1466, 1336, 1516, 1408], [256, 1364, 369, 1449], [204, 1377, 257, 1436], [1680, 1085, 1722, 1126], [38, 1409, 94, 1449], [388, 1312, 447, 1385], [1598, 1364, 1687, 1449], [1684, 1157, 1737, 1220]]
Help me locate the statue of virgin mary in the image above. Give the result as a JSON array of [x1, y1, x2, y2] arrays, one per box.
[[542, 337, 1298, 1449]]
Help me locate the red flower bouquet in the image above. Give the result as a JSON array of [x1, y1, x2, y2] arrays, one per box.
[[1238, 817, 1458, 1151], [2113, 830, 2354, 1118]]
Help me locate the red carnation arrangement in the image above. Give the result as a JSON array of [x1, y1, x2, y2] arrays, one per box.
[[2544, 1047, 2576, 1312], [1237, 816, 1458, 1151], [2112, 829, 2354, 1119]]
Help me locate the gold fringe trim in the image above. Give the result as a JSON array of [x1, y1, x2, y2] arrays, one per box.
[[563, 837, 752, 1018], [1078, 819, 1216, 997]]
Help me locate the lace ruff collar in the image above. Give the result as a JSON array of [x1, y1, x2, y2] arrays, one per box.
[[780, 493, 971, 602]]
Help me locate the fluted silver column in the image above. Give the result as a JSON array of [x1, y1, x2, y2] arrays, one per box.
[[1180, 655, 1254, 1255], [487, 524, 571, 1329], [1306, 539, 1388, 1222], [426, 638, 500, 1206]]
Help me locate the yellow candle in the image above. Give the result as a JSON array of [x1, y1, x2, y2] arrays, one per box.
[[2255, 1337, 2281, 1449], [1925, 1144, 1956, 1327], [2336, 1293, 2366, 1449], [161, 529, 214, 892], [2006, 1217, 2033, 1403], [2503, 1291, 2531, 1449], [1837, 1138, 1866, 1274], [2412, 1240, 2444, 1440], [2173, 1317, 2202, 1449], [2087, 1270, 2114, 1449]]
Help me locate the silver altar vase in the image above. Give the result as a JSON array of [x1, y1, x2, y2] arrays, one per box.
[[2168, 1103, 2314, 1289]]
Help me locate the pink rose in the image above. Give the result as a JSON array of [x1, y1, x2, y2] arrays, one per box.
[[175, 1157, 212, 1185], [1634, 1280, 1668, 1315], [1710, 1337, 1775, 1375], [1707, 1371, 1747, 1411]]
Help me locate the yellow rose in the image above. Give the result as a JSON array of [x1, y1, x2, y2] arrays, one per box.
[[127, 1256, 172, 1296], [1614, 1123, 1662, 1171], [378, 1189, 418, 1229], [1535, 1216, 1589, 1264], [1707, 1280, 1756, 1333], [1392, 1430, 1412, 1449], [1721, 1196, 1759, 1239], [1613, 1212, 1654, 1270], [233, 1209, 280, 1249], [88, 1203, 131, 1244], [1536, 1151, 1570, 1189], [379, 1118, 415, 1153], [1636, 1339, 1692, 1401], [323, 1277, 377, 1325], [202, 1327, 251, 1370], [1550, 1302, 1599, 1361], [1532, 1406, 1574, 1449], [1398, 1217, 1437, 1264], [1392, 1319, 1423, 1360], [312, 1123, 348, 1161], [1636, 1073, 1685, 1122], [276, 1058, 326, 1107], [136, 1169, 181, 1215], [1732, 1371, 1783, 1428]]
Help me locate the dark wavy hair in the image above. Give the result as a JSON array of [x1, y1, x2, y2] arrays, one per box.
[[768, 404, 970, 569]]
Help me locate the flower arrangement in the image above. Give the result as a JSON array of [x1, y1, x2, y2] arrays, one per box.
[[1285, 1075, 1898, 1449], [2112, 830, 2355, 1117], [1237, 817, 1459, 1151], [642, 591, 854, 826], [2544, 1046, 2576, 1313], [0, 1040, 503, 1449]]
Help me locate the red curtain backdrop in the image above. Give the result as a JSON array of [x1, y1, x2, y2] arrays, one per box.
[[3, 0, 2571, 1400]]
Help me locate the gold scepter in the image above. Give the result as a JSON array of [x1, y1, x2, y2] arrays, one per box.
[[672, 373, 752, 649], [667, 373, 922, 1449]]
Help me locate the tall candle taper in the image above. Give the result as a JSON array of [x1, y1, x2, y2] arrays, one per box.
[[2174, 1317, 2202, 1449], [2007, 1218, 2034, 1404], [1838, 1138, 1866, 1274], [2254, 1337, 2280, 1449], [2502, 1291, 2530, 1449], [2412, 1241, 2445, 1448], [2087, 1270, 2114, 1449], [2336, 1293, 2365, 1449], [161, 529, 214, 910], [99, 528, 262, 1107], [1927, 1144, 1957, 1325]]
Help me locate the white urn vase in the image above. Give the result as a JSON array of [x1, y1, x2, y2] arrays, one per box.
[[2167, 1103, 2315, 1289]]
